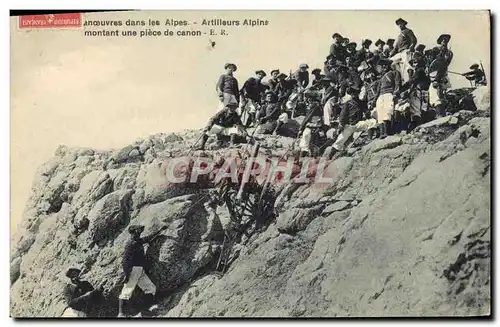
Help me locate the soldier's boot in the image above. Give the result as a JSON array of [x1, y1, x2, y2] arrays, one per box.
[[379, 121, 388, 139], [408, 116, 421, 133], [195, 134, 209, 151], [272, 121, 285, 136], [229, 134, 237, 147]]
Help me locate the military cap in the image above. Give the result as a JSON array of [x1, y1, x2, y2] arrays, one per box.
[[311, 68, 322, 75], [470, 64, 480, 70], [395, 18, 408, 26], [128, 224, 145, 234], [362, 39, 373, 46], [378, 58, 393, 66], [415, 44, 426, 53], [375, 39, 385, 47], [66, 268, 81, 278], [255, 70, 267, 77], [224, 63, 237, 71], [386, 38, 395, 45], [437, 34, 451, 44], [299, 63, 309, 69], [270, 69, 280, 75], [332, 33, 342, 39]]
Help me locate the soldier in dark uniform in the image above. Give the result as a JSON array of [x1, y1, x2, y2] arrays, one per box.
[[324, 54, 338, 81], [216, 63, 240, 111], [256, 90, 289, 135], [390, 18, 417, 57], [329, 33, 344, 61], [61, 268, 102, 317], [311, 68, 325, 87], [463, 64, 487, 87], [373, 39, 386, 57], [356, 39, 373, 66], [267, 69, 281, 93], [196, 106, 250, 150]]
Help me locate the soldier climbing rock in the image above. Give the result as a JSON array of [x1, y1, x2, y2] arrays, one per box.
[[117, 224, 168, 317]]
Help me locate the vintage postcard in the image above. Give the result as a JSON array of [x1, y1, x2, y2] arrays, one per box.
[[10, 10, 491, 318]]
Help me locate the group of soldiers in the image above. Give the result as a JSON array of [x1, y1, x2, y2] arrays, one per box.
[[197, 17, 487, 158]]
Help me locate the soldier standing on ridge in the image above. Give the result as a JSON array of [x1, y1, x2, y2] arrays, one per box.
[[329, 33, 344, 60], [216, 63, 240, 112], [428, 34, 453, 117], [375, 58, 402, 138], [390, 18, 417, 83], [240, 70, 267, 127]]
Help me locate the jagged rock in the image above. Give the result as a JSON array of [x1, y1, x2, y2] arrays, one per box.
[[10, 257, 22, 285], [10, 110, 490, 317], [139, 139, 153, 154], [472, 86, 490, 112], [417, 116, 456, 130], [88, 189, 134, 244], [322, 201, 350, 215], [112, 145, 137, 163], [165, 133, 184, 143], [144, 148, 157, 163], [128, 149, 141, 159]]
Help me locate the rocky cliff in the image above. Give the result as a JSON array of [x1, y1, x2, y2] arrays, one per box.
[[10, 87, 491, 317]]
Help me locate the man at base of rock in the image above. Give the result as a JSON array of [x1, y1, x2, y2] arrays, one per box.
[[256, 91, 289, 135], [118, 224, 168, 318], [61, 268, 101, 318], [324, 86, 377, 159], [196, 106, 250, 150]]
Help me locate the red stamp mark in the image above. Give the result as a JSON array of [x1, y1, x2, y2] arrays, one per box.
[[19, 13, 82, 29]]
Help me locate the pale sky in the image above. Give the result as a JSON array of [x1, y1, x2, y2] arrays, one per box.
[[10, 10, 490, 232]]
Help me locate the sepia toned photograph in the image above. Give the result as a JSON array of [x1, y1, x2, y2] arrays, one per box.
[[10, 10, 491, 318]]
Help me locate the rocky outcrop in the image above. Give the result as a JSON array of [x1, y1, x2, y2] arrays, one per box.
[[10, 99, 490, 317]]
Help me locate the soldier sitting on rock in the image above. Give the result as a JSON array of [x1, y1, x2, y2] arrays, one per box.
[[255, 90, 289, 135], [61, 268, 102, 318], [323, 85, 378, 160], [195, 106, 251, 150], [118, 224, 168, 317]]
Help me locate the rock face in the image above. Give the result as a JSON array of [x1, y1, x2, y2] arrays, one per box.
[[10, 100, 490, 317]]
